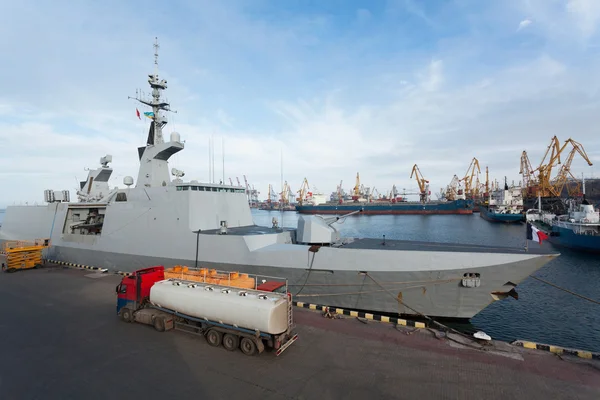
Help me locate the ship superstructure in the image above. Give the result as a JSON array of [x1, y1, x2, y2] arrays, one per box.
[[480, 178, 524, 223], [0, 40, 559, 320]]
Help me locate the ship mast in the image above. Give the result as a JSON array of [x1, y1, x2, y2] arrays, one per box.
[[129, 37, 184, 188]]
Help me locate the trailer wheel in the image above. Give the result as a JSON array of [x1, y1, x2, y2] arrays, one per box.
[[120, 308, 133, 323], [222, 334, 240, 351], [240, 337, 258, 356], [153, 316, 166, 332], [206, 329, 222, 347]]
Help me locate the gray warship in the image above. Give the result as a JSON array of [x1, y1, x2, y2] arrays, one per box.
[[0, 40, 559, 319]]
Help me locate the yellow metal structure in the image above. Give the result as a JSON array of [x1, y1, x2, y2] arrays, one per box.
[[352, 173, 361, 201], [522, 136, 593, 198], [296, 178, 309, 205], [551, 139, 593, 197], [461, 157, 481, 198], [165, 266, 256, 289], [2, 239, 50, 273], [410, 164, 429, 203]]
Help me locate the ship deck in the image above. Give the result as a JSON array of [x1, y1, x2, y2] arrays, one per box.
[[200, 225, 557, 256], [341, 238, 556, 255]]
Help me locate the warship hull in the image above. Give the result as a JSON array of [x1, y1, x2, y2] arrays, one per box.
[[41, 241, 551, 319], [0, 199, 556, 320]]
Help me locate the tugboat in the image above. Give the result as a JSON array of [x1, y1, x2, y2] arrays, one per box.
[[479, 178, 524, 223]]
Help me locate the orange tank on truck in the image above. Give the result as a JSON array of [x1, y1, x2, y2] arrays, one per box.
[[116, 266, 297, 356]]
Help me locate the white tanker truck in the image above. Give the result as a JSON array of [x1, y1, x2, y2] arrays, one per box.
[[116, 266, 298, 356]]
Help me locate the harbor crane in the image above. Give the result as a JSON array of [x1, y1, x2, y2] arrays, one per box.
[[410, 164, 430, 203], [461, 157, 481, 199], [336, 180, 344, 204], [296, 178, 309, 205], [352, 173, 361, 201], [519, 151, 537, 197], [551, 139, 593, 197], [444, 175, 463, 201], [521, 136, 593, 198], [279, 181, 294, 206]]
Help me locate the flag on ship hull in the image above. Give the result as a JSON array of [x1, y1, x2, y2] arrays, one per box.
[[526, 222, 549, 244]]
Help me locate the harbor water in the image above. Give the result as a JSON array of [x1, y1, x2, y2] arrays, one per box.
[[252, 209, 600, 353], [1, 208, 598, 352]]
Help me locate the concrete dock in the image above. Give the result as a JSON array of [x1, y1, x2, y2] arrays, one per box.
[[1, 265, 599, 399]]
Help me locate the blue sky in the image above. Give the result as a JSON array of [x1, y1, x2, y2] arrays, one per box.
[[1, 0, 600, 206]]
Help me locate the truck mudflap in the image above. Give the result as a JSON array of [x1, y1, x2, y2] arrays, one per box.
[[276, 333, 299, 356]]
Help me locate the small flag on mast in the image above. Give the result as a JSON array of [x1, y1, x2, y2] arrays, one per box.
[[526, 222, 549, 245], [136, 108, 141, 120], [144, 111, 155, 119]]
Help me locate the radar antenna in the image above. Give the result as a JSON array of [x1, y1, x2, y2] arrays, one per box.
[[128, 37, 177, 146]]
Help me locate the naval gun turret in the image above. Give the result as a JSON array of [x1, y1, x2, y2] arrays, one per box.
[[296, 209, 362, 245]]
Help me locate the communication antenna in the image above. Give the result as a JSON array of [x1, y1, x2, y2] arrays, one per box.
[[154, 37, 159, 75], [222, 136, 225, 186], [280, 147, 284, 227]]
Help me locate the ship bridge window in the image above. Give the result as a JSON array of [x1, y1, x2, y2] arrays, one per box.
[[115, 192, 127, 202], [191, 186, 198, 191]]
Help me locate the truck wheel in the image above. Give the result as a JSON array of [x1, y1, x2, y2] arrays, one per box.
[[240, 337, 258, 356], [120, 308, 133, 323], [222, 334, 239, 351], [206, 329, 222, 347], [153, 316, 166, 332]]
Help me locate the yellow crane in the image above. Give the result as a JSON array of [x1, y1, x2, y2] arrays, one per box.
[[532, 135, 562, 198], [410, 164, 429, 203], [296, 178, 309, 205], [352, 173, 361, 201], [519, 150, 537, 197], [444, 175, 461, 201], [279, 181, 291, 206], [551, 139, 593, 197], [461, 157, 481, 199]]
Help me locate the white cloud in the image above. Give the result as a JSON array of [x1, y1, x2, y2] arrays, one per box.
[[566, 0, 600, 38], [0, 1, 599, 206], [419, 60, 444, 92], [517, 18, 532, 31]]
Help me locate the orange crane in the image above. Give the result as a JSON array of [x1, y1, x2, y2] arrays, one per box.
[[352, 173, 361, 201], [410, 164, 429, 203]]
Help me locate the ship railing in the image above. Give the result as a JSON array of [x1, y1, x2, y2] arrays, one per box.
[[2, 238, 51, 252]]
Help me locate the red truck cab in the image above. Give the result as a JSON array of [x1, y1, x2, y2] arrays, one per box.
[[116, 266, 165, 318]]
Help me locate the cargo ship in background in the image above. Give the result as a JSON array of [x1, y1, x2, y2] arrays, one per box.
[[479, 178, 524, 223], [526, 181, 600, 253], [295, 198, 474, 215]]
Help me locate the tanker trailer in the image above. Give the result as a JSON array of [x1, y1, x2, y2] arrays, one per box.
[[116, 266, 298, 356]]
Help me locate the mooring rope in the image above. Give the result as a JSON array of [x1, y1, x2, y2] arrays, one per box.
[[530, 276, 600, 305]]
